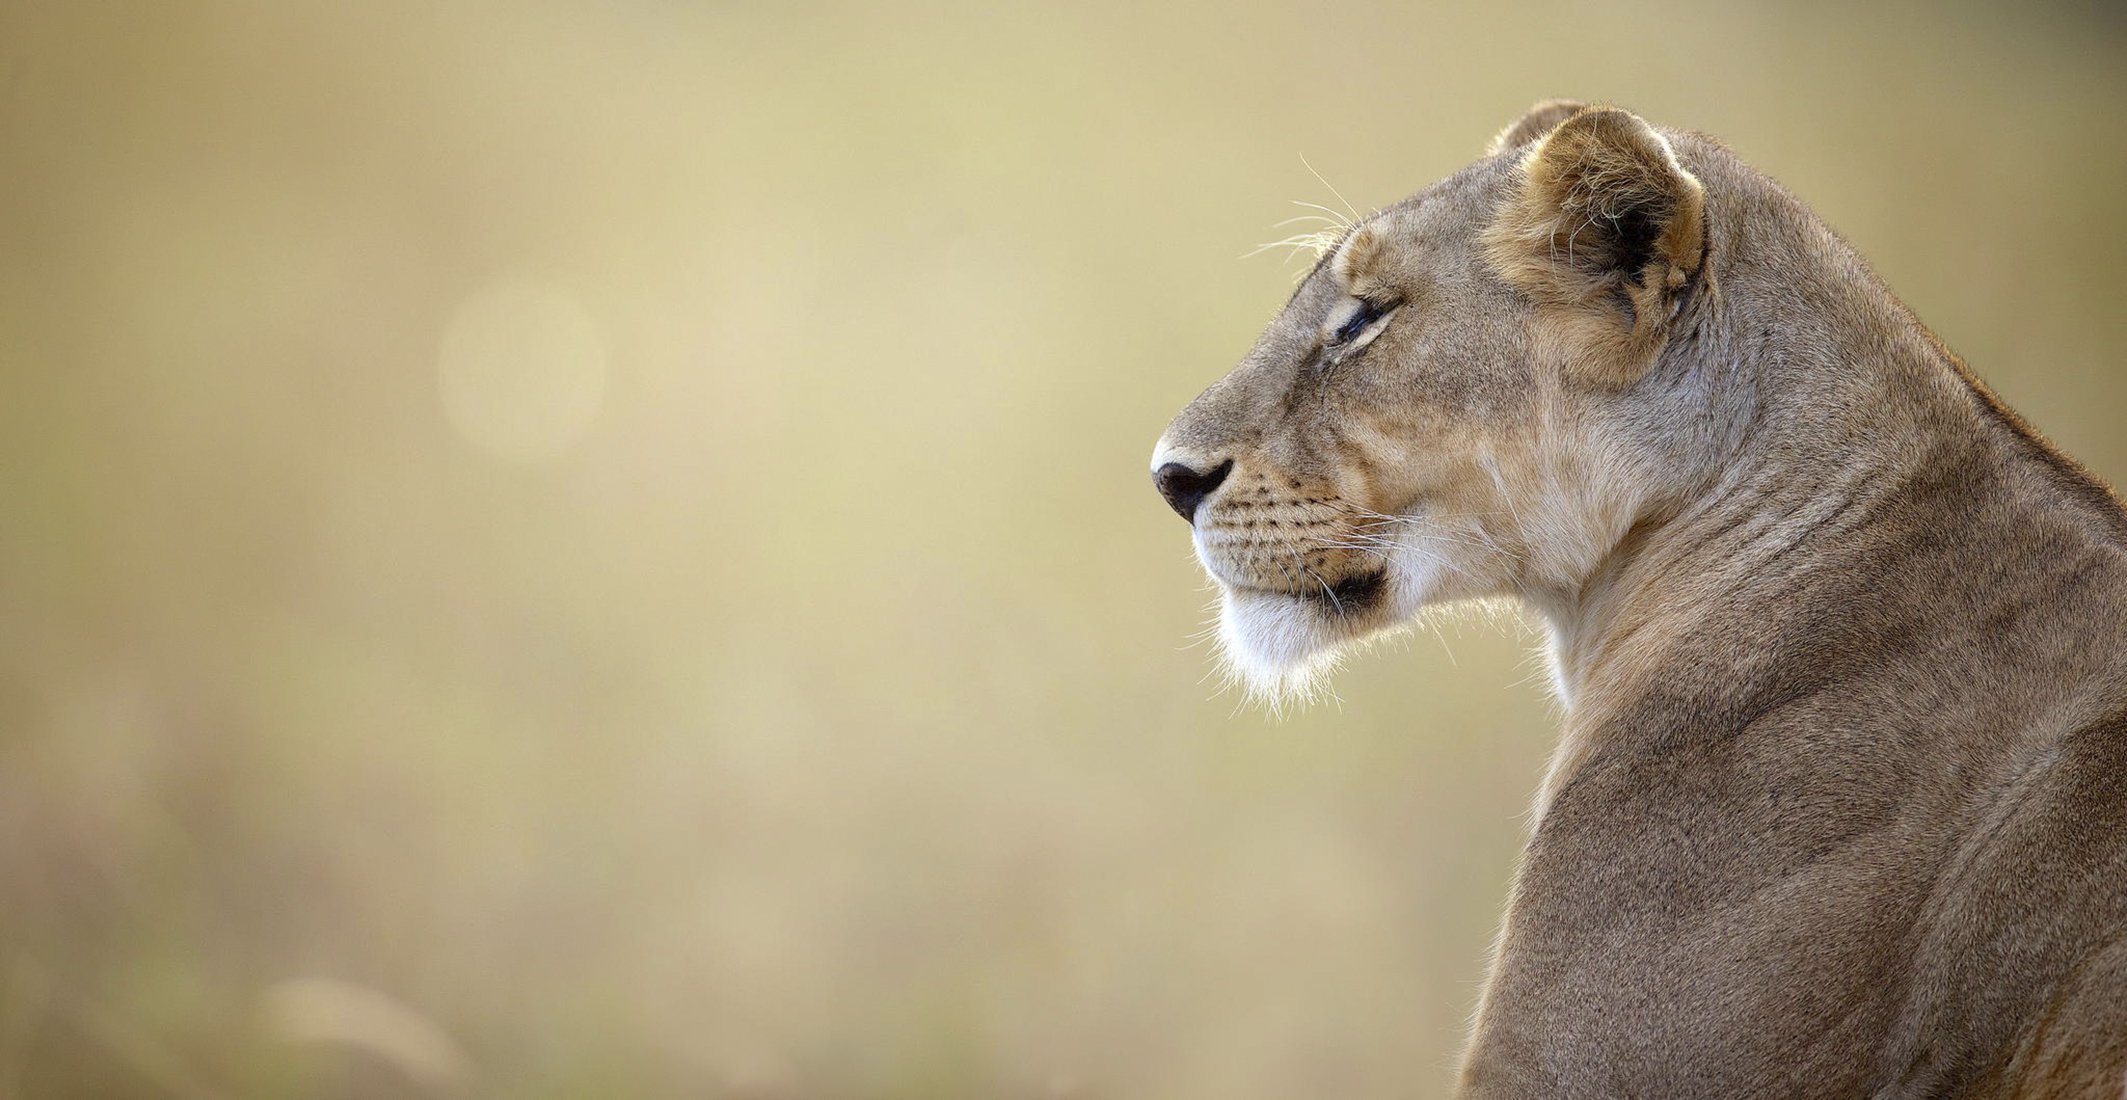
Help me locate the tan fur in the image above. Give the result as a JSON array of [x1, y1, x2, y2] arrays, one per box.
[[1152, 102, 2127, 1096], [1486, 108, 1707, 387], [1486, 97, 1589, 157]]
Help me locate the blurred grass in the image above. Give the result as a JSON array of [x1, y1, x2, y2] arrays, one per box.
[[1, 1, 2124, 1096]]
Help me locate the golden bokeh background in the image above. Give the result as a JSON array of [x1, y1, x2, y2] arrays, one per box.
[[3, 2, 2124, 1096]]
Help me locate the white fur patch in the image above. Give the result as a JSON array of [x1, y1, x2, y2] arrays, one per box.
[[1214, 589, 1346, 706], [1205, 516, 1465, 708]]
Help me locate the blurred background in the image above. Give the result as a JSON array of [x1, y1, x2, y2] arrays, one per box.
[[3, 1, 2124, 1096]]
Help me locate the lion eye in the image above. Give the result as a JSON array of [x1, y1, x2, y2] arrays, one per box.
[[1329, 298, 1392, 346]]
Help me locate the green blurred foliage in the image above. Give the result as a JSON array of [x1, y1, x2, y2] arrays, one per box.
[[1, 1, 2123, 1096]]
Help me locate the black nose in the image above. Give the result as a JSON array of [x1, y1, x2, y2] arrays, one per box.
[[1152, 459, 1232, 524]]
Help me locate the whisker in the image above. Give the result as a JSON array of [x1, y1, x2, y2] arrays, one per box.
[[1301, 564, 1346, 616], [1297, 154, 1361, 223], [1289, 199, 1354, 227], [1241, 228, 1343, 262]]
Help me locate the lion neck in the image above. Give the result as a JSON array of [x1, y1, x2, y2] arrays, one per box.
[[1520, 248, 2025, 744]]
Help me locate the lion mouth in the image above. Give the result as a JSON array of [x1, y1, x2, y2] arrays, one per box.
[[1226, 569, 1388, 616], [1311, 569, 1387, 613]]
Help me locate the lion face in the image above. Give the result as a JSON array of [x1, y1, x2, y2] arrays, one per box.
[[1152, 102, 1709, 698]]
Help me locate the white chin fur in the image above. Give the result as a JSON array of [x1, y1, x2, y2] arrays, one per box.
[[1212, 555, 1445, 707], [1215, 588, 1346, 704]]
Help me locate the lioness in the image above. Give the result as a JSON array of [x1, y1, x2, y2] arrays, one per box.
[[1150, 102, 2127, 1098]]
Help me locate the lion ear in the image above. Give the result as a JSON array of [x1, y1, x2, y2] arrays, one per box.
[[1486, 106, 1706, 380], [1487, 98, 1587, 156]]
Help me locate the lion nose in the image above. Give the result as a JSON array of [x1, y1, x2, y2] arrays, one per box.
[[1152, 459, 1232, 524]]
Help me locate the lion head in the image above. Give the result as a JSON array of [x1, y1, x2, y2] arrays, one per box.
[[1151, 101, 1724, 700]]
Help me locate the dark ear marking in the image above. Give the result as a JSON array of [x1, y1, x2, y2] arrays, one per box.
[[1611, 285, 1638, 329], [1670, 234, 1712, 321]]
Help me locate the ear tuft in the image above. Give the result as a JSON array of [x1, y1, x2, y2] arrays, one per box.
[[1488, 98, 1588, 156], [1488, 104, 1701, 385], [1485, 106, 1706, 384], [1513, 108, 1703, 281]]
